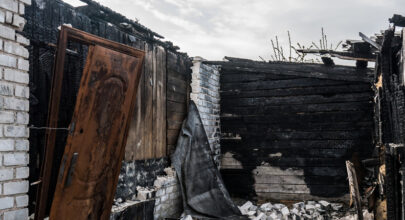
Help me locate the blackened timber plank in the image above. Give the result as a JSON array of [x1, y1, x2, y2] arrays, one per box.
[[220, 84, 372, 98], [220, 130, 372, 140], [168, 75, 188, 91], [167, 120, 183, 130], [167, 112, 187, 123], [221, 78, 351, 91], [221, 57, 367, 77], [166, 50, 182, 72], [222, 92, 372, 107], [143, 43, 154, 159], [167, 68, 188, 81], [221, 102, 373, 115], [222, 173, 347, 185], [220, 156, 345, 167], [224, 179, 348, 195], [167, 90, 187, 103], [205, 60, 373, 82], [166, 52, 189, 155], [220, 146, 364, 159], [220, 166, 347, 176], [220, 70, 300, 82], [167, 129, 181, 145], [125, 42, 145, 161], [153, 46, 167, 158], [167, 82, 188, 95], [167, 100, 187, 113], [221, 111, 372, 124], [221, 121, 373, 132], [221, 139, 371, 150]]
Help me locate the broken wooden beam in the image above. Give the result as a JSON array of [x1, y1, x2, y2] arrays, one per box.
[[346, 160, 363, 220], [359, 32, 381, 51], [204, 57, 374, 83], [296, 48, 376, 62]]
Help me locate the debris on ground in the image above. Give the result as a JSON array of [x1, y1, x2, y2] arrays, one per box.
[[237, 200, 374, 220]]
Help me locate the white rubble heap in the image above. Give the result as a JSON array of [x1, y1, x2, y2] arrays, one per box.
[[238, 200, 374, 220]]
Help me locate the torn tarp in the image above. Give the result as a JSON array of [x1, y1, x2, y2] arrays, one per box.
[[172, 101, 247, 219]]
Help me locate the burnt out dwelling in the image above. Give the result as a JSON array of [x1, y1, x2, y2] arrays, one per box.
[[0, 0, 404, 219]]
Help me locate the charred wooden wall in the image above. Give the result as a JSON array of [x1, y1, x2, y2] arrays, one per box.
[[215, 59, 375, 201], [374, 28, 404, 220], [24, 0, 190, 213]]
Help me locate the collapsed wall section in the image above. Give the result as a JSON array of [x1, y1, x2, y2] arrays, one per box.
[[0, 0, 31, 219]]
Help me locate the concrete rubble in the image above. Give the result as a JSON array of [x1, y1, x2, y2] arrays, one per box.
[[237, 200, 374, 220]]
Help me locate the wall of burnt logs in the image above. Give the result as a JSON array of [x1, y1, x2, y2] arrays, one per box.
[[209, 58, 376, 201]]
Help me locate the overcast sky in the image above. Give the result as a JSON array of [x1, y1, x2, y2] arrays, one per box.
[[63, 0, 404, 63]]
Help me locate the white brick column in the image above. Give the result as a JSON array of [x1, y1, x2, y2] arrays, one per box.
[[190, 57, 221, 166], [0, 0, 31, 219]]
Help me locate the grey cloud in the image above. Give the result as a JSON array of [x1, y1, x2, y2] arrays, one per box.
[[64, 0, 405, 64]]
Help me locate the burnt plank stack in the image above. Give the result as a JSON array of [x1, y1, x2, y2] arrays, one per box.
[[209, 57, 375, 201], [166, 51, 191, 155]]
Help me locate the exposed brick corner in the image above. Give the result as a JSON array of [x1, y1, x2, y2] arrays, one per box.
[[0, 0, 30, 219]]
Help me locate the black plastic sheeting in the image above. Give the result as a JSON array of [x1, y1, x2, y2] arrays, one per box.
[[172, 101, 247, 220]]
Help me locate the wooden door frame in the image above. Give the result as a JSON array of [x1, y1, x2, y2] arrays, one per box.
[[34, 25, 145, 220]]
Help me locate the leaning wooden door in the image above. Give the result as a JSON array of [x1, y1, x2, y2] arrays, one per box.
[[49, 45, 142, 219]]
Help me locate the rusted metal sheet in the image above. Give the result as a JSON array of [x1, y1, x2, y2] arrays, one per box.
[[35, 26, 144, 220]]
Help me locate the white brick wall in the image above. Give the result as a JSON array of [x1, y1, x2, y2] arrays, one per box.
[[153, 168, 182, 220], [190, 57, 221, 166], [111, 168, 182, 220], [0, 0, 31, 219]]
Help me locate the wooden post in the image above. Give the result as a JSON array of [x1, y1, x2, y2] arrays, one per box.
[[402, 28, 405, 85], [346, 160, 363, 220]]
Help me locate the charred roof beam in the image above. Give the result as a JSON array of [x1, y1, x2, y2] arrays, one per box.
[[389, 14, 405, 27], [77, 0, 164, 39]]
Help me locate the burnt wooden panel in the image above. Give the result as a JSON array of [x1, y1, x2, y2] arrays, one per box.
[[125, 44, 173, 160], [218, 61, 374, 201], [166, 51, 191, 154], [153, 46, 167, 158], [125, 42, 145, 161], [143, 43, 154, 159]]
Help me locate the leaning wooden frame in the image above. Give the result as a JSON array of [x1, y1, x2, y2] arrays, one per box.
[[34, 25, 145, 220]]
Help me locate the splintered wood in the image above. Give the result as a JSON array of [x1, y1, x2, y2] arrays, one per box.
[[402, 28, 405, 85], [346, 160, 363, 220]]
